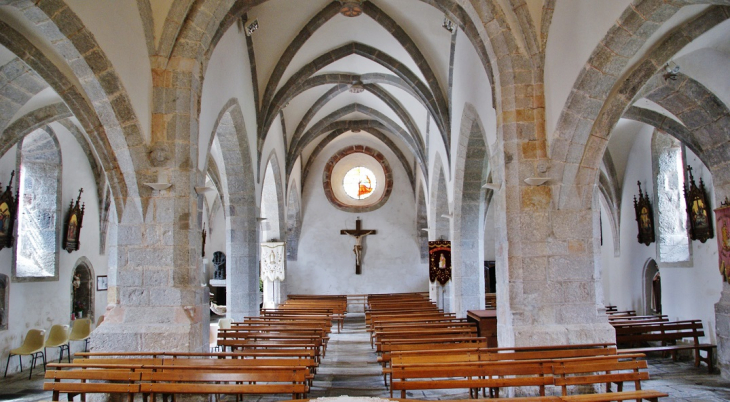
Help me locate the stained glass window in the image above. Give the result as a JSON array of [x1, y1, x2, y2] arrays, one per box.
[[343, 167, 377, 200]]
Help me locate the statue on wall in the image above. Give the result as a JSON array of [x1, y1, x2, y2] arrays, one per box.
[[213, 251, 226, 279]]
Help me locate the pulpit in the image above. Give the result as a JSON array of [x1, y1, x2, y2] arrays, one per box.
[[466, 309, 497, 347]]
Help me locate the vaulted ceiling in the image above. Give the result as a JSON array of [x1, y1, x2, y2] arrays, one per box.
[[247, 0, 458, 183]]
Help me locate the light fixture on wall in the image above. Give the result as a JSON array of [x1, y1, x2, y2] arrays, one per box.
[[524, 177, 550, 186], [195, 186, 215, 195], [441, 213, 453, 220], [663, 61, 680, 81], [338, 0, 364, 17], [144, 182, 172, 191], [482, 181, 501, 191]]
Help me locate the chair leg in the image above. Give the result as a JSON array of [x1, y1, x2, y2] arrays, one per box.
[[29, 354, 35, 380], [4, 353, 12, 377], [41, 350, 46, 371]]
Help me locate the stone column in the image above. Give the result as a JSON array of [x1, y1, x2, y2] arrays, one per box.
[[716, 284, 730, 379], [493, 101, 614, 347], [92, 175, 208, 352]]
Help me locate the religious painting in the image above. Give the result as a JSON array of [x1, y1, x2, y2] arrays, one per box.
[[63, 189, 85, 252], [633, 181, 655, 246], [0, 171, 18, 251], [429, 240, 451, 285], [715, 200, 730, 282], [685, 166, 713, 243]]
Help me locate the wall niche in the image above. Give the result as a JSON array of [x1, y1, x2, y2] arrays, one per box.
[[71, 259, 94, 322]]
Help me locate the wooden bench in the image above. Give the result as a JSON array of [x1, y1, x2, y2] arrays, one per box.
[[45, 360, 311, 401], [390, 359, 557, 400], [386, 344, 617, 394], [44, 367, 141, 402], [553, 356, 668, 401], [140, 367, 309, 400], [614, 319, 716, 372]]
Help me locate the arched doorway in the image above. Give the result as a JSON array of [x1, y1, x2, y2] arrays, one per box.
[[642, 259, 660, 316]]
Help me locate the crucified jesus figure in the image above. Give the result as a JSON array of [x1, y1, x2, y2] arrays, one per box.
[[340, 218, 377, 274], [351, 230, 375, 267]]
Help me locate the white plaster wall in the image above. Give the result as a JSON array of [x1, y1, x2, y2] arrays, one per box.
[[199, 25, 258, 194], [600, 124, 720, 343], [287, 135, 426, 295], [0, 123, 107, 374], [67, 0, 152, 141], [545, 0, 631, 139]]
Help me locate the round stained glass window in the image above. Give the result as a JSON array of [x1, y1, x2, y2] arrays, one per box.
[[343, 167, 377, 200]]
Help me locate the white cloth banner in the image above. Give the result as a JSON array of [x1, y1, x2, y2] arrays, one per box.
[[261, 242, 286, 281]]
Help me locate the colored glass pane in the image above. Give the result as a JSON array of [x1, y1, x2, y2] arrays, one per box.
[[343, 167, 377, 200]]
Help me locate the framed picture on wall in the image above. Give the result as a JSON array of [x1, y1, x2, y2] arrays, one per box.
[[96, 275, 108, 291]]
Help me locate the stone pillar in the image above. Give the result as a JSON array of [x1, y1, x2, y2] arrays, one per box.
[[92, 185, 208, 352], [716, 284, 730, 379], [492, 66, 613, 347]]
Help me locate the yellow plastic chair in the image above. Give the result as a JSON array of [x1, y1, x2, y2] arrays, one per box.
[[68, 318, 91, 353], [44, 324, 70, 363], [4, 329, 46, 379]]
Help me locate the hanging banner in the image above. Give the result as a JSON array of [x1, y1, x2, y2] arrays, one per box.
[[429, 240, 451, 285], [715, 204, 730, 282], [261, 242, 286, 281]]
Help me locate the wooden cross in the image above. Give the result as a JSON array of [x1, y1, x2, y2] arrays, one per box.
[[340, 218, 377, 275]]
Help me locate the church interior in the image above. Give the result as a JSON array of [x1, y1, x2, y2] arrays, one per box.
[[1, 0, 730, 398]]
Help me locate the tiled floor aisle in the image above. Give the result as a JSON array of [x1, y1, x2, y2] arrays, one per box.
[[2, 313, 730, 401]]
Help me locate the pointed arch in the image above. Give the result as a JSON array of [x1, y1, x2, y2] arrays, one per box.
[[206, 99, 258, 320], [430, 153, 450, 241], [299, 125, 416, 192], [261, 151, 285, 242], [13, 127, 62, 282], [451, 105, 489, 316]]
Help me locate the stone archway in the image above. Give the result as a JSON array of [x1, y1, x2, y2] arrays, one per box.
[[451, 106, 489, 317], [205, 100, 258, 321], [429, 155, 450, 310]]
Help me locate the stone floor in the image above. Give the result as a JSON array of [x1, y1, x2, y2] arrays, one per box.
[[2, 313, 730, 401]]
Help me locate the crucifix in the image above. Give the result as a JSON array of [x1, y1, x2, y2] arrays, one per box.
[[340, 218, 377, 274]]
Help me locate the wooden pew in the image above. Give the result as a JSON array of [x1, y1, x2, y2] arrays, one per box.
[[390, 359, 558, 400], [553, 355, 668, 401], [614, 319, 716, 372], [140, 367, 309, 400], [386, 343, 616, 394], [44, 367, 141, 402]]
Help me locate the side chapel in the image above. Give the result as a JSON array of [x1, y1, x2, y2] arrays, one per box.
[[0, 0, 730, 380]]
